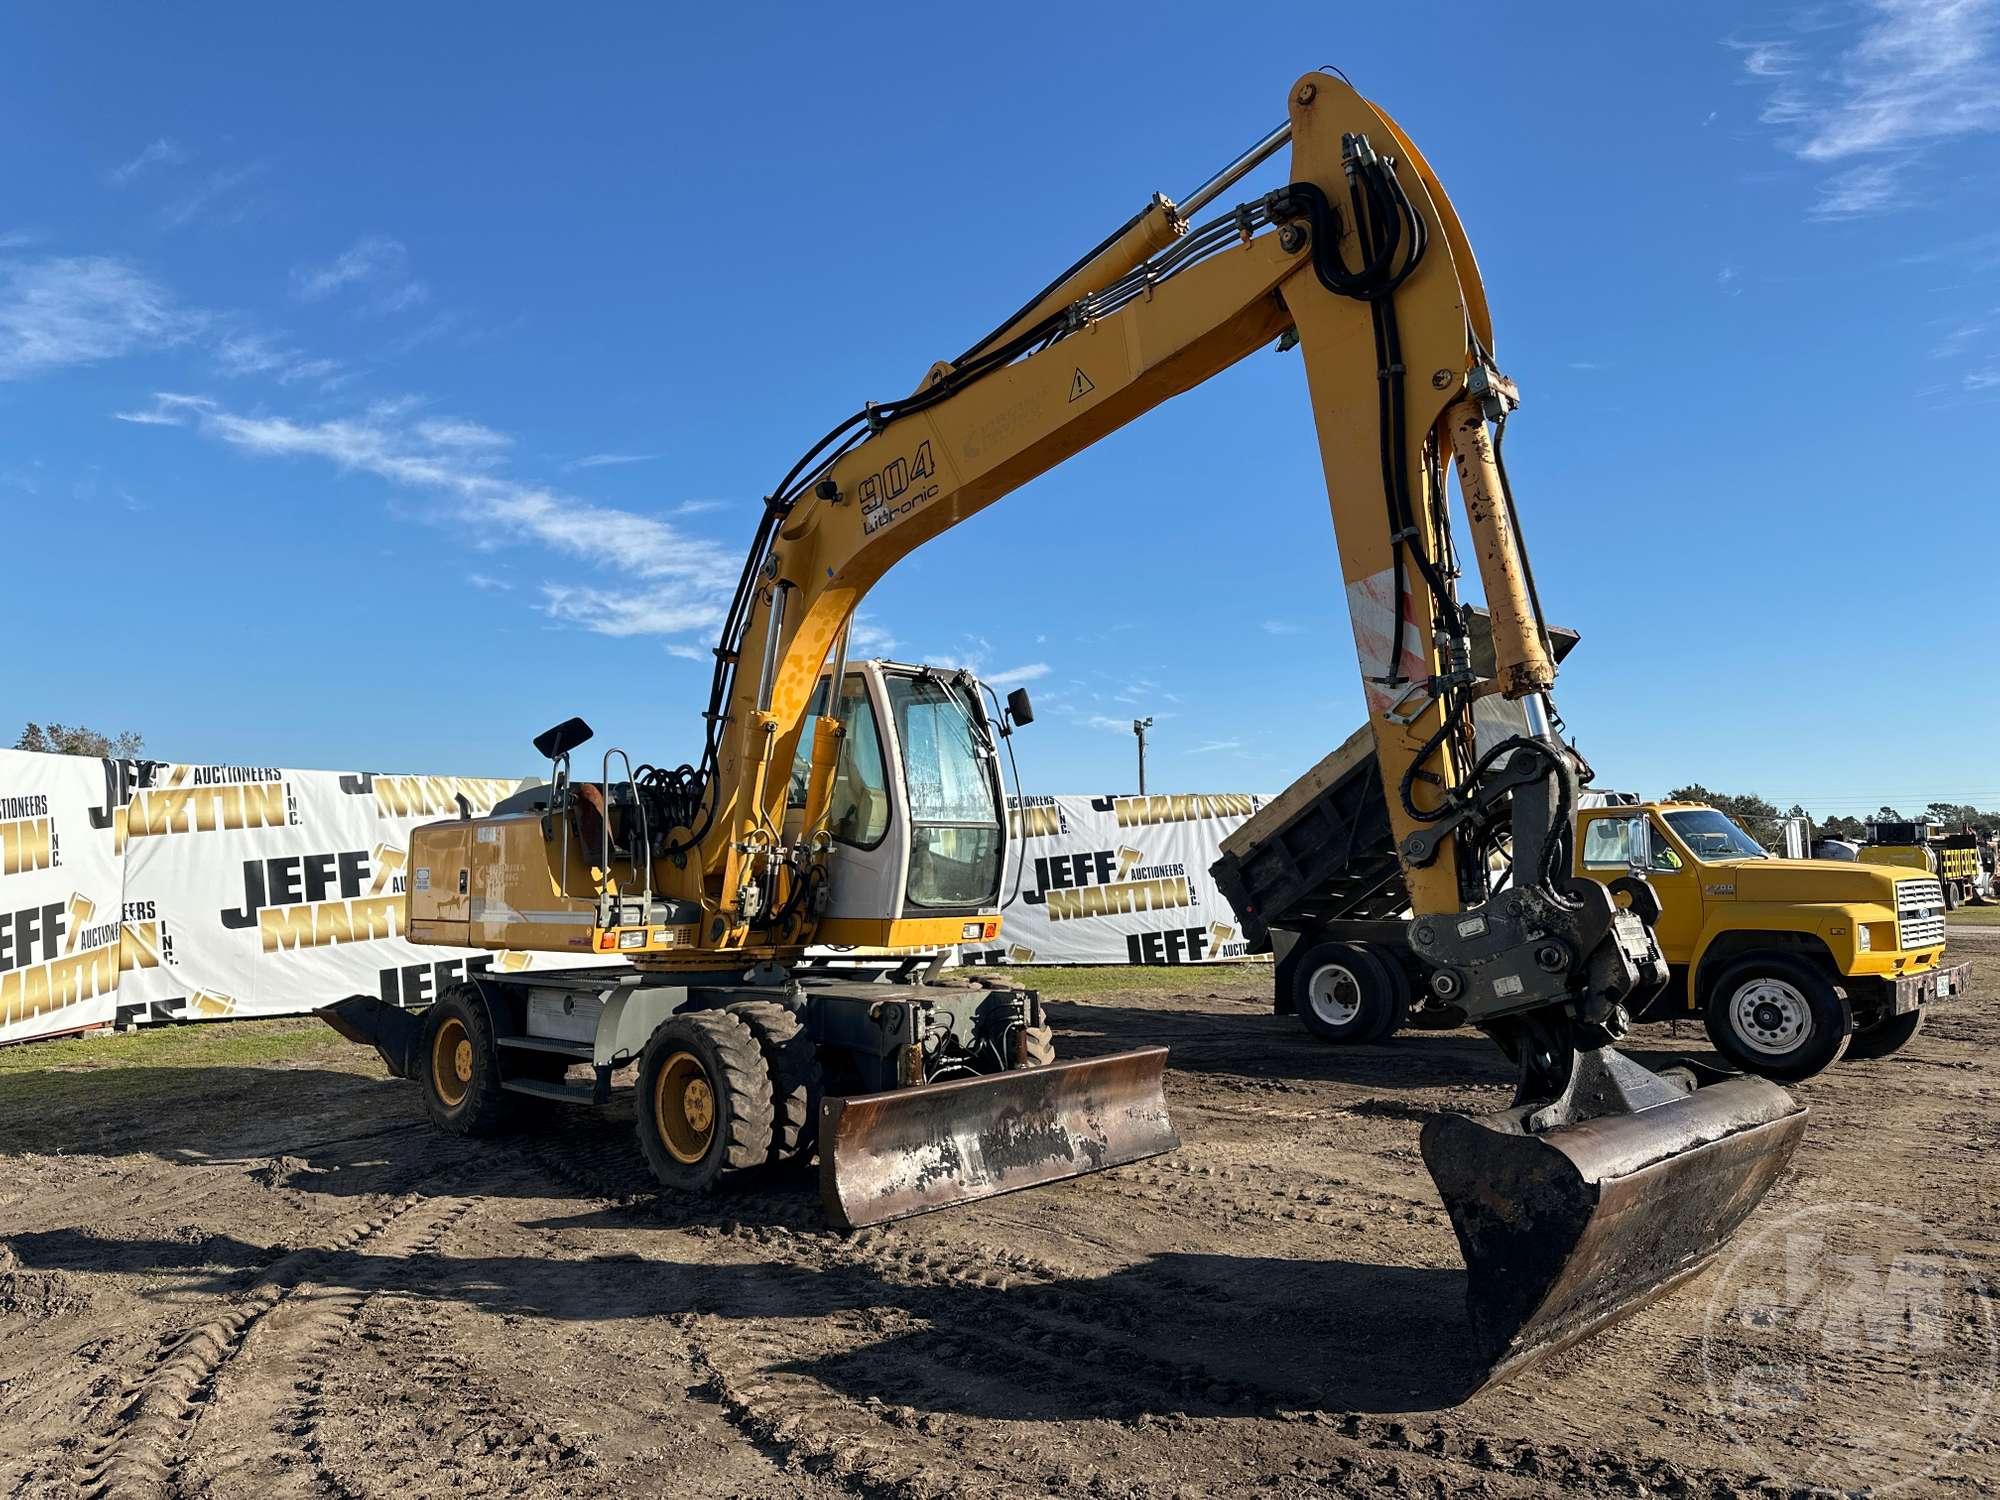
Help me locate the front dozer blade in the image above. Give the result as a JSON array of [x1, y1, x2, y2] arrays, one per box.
[[820, 1047, 1178, 1230], [319, 994, 426, 1081], [1421, 1053, 1806, 1391]]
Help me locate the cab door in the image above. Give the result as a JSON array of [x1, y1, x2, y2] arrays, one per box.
[[1575, 811, 1703, 968]]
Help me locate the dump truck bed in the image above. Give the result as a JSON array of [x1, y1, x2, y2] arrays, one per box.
[[1212, 611, 1579, 950], [1211, 724, 1403, 950]]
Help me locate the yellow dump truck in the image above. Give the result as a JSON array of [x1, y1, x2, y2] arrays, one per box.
[[1572, 803, 1966, 1078], [1212, 735, 1970, 1081], [1858, 819, 1988, 909]]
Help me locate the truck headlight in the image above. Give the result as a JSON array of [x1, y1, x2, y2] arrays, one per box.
[[1855, 925, 1871, 951]]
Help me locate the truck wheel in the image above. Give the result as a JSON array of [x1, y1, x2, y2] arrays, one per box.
[[727, 1000, 823, 1165], [1845, 1007, 1924, 1061], [1702, 957, 1851, 1080], [421, 984, 511, 1136], [1369, 947, 1412, 1041], [1012, 1023, 1057, 1068], [1292, 941, 1398, 1045], [635, 1010, 774, 1192]]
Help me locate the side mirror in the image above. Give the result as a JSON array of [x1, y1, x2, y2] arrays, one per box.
[[532, 716, 593, 760], [1006, 688, 1035, 727]]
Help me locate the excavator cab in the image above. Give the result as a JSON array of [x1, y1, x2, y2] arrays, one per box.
[[783, 660, 1011, 936]]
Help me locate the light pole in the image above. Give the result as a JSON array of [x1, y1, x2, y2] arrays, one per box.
[[1133, 716, 1153, 795]]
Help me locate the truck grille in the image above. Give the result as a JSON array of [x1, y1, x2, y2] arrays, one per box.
[[1897, 878, 1946, 949]]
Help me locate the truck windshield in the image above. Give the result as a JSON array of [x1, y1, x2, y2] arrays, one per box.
[[886, 673, 1002, 908], [1663, 809, 1769, 861]]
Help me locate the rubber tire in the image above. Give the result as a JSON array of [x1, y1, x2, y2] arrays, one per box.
[[1702, 956, 1851, 1081], [420, 984, 513, 1137], [1291, 941, 1398, 1045], [727, 999, 823, 1164], [1845, 1006, 1924, 1061], [1367, 946, 1412, 1042], [634, 1010, 774, 1192], [1014, 1024, 1057, 1068]]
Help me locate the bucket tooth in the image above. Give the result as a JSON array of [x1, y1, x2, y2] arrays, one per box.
[[820, 1047, 1178, 1229], [1421, 1048, 1806, 1389]]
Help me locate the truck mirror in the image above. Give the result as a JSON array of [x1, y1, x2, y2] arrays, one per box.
[[1006, 688, 1035, 727], [1627, 818, 1652, 873]]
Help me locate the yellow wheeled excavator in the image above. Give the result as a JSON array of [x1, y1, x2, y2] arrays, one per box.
[[324, 71, 1808, 1391]]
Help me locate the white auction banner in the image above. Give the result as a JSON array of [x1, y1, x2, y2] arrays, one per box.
[[0, 750, 129, 1044], [967, 792, 1274, 966]]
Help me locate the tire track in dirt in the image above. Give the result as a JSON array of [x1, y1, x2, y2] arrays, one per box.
[[73, 1188, 446, 1500], [274, 1194, 598, 1499], [504, 1119, 1783, 1499]]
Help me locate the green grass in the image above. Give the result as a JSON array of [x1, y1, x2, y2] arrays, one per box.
[[1006, 962, 1271, 998], [0, 1016, 340, 1078], [0, 1016, 350, 1121], [1949, 906, 2000, 927]]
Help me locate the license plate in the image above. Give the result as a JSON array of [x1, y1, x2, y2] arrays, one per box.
[[1936, 971, 1954, 998]]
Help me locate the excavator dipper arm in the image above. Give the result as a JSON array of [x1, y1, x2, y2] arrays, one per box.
[[669, 73, 1804, 1387]]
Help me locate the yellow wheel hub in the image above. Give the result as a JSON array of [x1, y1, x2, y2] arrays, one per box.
[[432, 1017, 473, 1107], [656, 1051, 718, 1164]]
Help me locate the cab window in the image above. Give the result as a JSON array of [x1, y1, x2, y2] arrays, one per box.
[[1581, 815, 1683, 872], [786, 675, 890, 848]]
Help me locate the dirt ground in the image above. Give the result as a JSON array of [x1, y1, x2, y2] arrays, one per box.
[[2, 932, 1997, 1499]]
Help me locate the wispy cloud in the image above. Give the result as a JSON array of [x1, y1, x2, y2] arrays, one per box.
[[1260, 619, 1302, 636], [1810, 161, 1907, 219], [107, 137, 188, 187], [293, 236, 428, 314], [982, 663, 1049, 688], [118, 390, 737, 642], [1729, 38, 1801, 76], [665, 642, 709, 662], [1739, 1, 2000, 217], [0, 256, 200, 380], [1716, 263, 1744, 294], [568, 451, 660, 470], [1191, 739, 1243, 755], [112, 406, 187, 426], [159, 164, 263, 230], [465, 572, 512, 591], [212, 327, 343, 387]]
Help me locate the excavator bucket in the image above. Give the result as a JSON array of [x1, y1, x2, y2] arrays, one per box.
[[1421, 1053, 1806, 1390], [820, 1047, 1178, 1229]]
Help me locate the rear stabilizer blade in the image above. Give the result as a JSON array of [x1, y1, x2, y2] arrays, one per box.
[[1421, 1058, 1805, 1390], [820, 1047, 1177, 1230], [319, 994, 426, 1081]]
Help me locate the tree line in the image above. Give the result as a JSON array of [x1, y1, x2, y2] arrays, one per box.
[[1665, 784, 1997, 850]]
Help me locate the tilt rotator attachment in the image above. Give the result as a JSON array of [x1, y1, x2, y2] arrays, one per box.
[[819, 1047, 1178, 1230], [1402, 745, 1807, 1388]]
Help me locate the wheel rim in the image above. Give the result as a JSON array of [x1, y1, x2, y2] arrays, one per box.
[[431, 1017, 473, 1106], [656, 1051, 717, 1164], [1306, 963, 1363, 1027], [1729, 978, 1812, 1056]]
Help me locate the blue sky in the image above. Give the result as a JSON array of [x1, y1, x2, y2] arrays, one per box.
[[2, 3, 1996, 815]]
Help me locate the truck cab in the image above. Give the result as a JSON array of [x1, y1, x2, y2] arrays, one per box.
[[1573, 802, 1967, 1078]]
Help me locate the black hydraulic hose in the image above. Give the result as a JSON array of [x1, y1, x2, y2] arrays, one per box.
[[953, 201, 1153, 369]]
